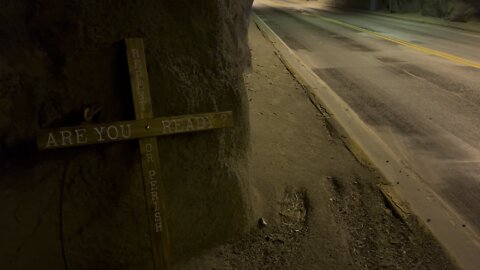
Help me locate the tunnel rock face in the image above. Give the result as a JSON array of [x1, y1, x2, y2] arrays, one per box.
[[330, 0, 478, 21], [385, 0, 477, 21], [422, 0, 477, 21], [0, 0, 253, 269]]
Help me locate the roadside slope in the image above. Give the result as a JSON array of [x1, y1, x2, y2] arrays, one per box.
[[175, 19, 457, 270]]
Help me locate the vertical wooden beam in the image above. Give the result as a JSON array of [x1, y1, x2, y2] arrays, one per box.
[[125, 38, 172, 270]]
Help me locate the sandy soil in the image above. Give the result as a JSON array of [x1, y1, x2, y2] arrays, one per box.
[[174, 19, 458, 270]]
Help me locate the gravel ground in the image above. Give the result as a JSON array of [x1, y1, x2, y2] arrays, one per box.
[[175, 20, 459, 270]]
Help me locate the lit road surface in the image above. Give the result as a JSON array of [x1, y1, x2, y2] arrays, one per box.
[[253, 2, 480, 245]]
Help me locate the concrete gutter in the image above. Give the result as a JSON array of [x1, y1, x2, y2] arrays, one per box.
[[252, 13, 480, 270]]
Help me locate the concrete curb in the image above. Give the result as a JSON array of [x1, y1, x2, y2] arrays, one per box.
[[252, 13, 480, 270]]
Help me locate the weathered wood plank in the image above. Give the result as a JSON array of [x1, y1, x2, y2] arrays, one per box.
[[126, 38, 153, 120], [37, 111, 233, 150], [35, 37, 234, 270], [126, 38, 171, 270], [137, 137, 169, 270]]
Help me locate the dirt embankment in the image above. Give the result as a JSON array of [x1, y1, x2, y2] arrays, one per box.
[[176, 20, 458, 270]]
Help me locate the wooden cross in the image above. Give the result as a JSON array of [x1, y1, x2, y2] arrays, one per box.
[[37, 38, 233, 270]]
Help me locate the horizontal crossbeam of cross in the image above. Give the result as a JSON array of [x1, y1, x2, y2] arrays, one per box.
[[37, 111, 233, 150]]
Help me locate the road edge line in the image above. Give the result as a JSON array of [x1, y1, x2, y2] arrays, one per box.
[[252, 12, 480, 270], [313, 15, 480, 69]]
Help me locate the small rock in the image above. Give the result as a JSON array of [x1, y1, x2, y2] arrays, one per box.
[[258, 217, 267, 228], [274, 236, 285, 244]]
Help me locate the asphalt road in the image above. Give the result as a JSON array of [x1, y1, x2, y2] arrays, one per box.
[[254, 4, 480, 237]]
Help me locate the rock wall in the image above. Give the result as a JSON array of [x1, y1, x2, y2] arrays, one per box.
[[0, 0, 253, 269], [384, 0, 478, 21], [323, 0, 478, 21]]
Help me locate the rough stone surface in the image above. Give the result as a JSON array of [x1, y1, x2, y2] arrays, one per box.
[[317, 0, 479, 21], [410, 0, 474, 21], [390, 0, 477, 22], [0, 0, 253, 269]]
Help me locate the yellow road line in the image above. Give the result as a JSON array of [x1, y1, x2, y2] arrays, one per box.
[[318, 16, 480, 69]]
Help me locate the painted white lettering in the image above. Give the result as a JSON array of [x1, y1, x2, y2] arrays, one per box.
[[134, 59, 142, 70], [149, 170, 156, 179], [132, 49, 140, 58], [205, 116, 214, 128], [94, 126, 106, 142], [107, 125, 119, 140], [145, 143, 152, 152], [119, 124, 132, 138], [75, 129, 88, 144], [155, 213, 162, 232], [150, 180, 157, 190], [220, 113, 228, 124], [174, 119, 183, 132], [153, 201, 160, 211], [60, 131, 73, 146], [45, 132, 58, 148], [155, 222, 162, 232], [162, 120, 172, 133], [195, 117, 206, 129], [136, 76, 144, 90], [145, 143, 154, 162], [186, 119, 194, 131]]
